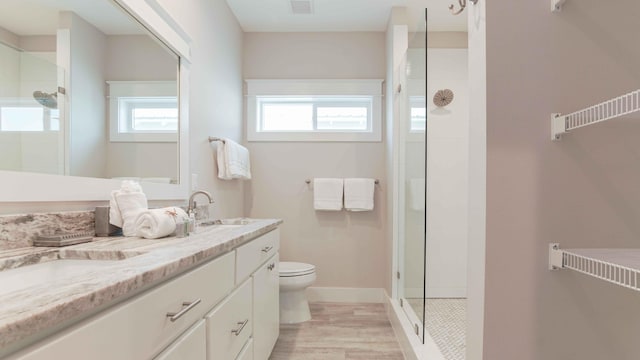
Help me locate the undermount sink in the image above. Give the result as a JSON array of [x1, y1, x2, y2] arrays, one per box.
[[0, 259, 118, 296], [0, 248, 147, 272], [0, 248, 148, 296]]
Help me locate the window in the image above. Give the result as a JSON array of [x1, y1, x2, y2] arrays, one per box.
[[108, 81, 177, 142], [0, 103, 59, 132], [257, 97, 372, 132], [410, 96, 426, 132], [246, 79, 382, 142]]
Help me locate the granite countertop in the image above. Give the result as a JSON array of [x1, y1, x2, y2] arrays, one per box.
[[0, 218, 282, 354]]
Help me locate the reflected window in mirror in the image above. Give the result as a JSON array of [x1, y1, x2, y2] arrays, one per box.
[[0, 0, 180, 184], [108, 81, 177, 143]]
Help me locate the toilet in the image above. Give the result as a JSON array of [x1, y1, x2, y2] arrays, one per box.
[[279, 261, 316, 324]]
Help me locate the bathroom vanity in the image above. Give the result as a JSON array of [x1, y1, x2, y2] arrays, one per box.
[[0, 219, 281, 360]]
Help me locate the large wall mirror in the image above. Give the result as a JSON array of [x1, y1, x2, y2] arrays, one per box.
[[0, 0, 191, 201]]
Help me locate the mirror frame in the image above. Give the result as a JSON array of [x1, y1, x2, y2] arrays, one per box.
[[0, 0, 191, 202]]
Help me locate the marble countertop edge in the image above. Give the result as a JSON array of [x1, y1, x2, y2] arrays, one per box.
[[0, 218, 282, 352]]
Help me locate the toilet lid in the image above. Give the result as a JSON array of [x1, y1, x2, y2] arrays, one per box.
[[279, 261, 315, 277]]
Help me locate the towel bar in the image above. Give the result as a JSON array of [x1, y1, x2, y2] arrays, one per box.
[[208, 137, 225, 143], [305, 179, 379, 185]]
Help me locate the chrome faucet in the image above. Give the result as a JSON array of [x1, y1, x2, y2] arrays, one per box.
[[187, 190, 214, 216]]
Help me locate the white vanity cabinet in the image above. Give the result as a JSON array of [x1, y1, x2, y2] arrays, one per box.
[[235, 228, 280, 360], [154, 321, 206, 360], [11, 251, 235, 360], [205, 278, 253, 359], [252, 254, 279, 360], [6, 227, 281, 360]]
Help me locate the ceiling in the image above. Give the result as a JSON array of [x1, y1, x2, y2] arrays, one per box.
[[0, 0, 466, 38], [224, 0, 468, 33], [0, 0, 143, 36]]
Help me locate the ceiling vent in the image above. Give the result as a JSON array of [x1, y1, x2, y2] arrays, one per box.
[[290, 0, 313, 14]]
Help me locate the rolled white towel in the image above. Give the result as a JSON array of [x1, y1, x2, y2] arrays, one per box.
[[109, 180, 148, 236], [135, 207, 188, 239]]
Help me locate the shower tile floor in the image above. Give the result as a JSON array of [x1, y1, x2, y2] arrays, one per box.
[[407, 298, 466, 360], [269, 302, 404, 359]]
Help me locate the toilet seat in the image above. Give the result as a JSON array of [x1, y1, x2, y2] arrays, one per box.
[[279, 262, 315, 277]]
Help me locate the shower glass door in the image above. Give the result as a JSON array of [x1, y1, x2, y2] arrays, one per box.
[[398, 10, 427, 344]]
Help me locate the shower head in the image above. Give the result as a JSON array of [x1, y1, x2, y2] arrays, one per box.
[[33, 91, 58, 109]]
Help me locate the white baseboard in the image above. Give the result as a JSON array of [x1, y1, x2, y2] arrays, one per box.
[[386, 295, 446, 360], [306, 287, 385, 303]]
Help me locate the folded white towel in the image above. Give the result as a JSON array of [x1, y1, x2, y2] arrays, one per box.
[[215, 138, 251, 180], [313, 178, 344, 211], [409, 178, 425, 211], [344, 178, 375, 212], [135, 207, 188, 239], [109, 180, 148, 236]]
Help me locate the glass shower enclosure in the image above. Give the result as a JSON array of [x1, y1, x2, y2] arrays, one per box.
[[396, 8, 469, 359]]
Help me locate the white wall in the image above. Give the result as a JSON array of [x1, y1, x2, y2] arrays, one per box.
[[401, 48, 470, 299], [425, 48, 469, 298], [243, 32, 390, 291], [466, 2, 486, 359], [60, 11, 107, 179], [156, 0, 245, 219]]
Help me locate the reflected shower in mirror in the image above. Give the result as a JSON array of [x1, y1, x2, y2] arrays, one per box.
[[0, 0, 179, 184]]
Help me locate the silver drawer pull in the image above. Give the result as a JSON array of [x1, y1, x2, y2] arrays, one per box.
[[261, 246, 273, 253], [231, 319, 249, 336], [267, 263, 275, 271], [166, 299, 201, 322]]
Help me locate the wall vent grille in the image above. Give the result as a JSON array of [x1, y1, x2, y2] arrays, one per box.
[[291, 0, 313, 14]]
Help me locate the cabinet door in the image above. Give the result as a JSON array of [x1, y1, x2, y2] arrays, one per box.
[[154, 320, 206, 360], [252, 254, 279, 360], [206, 278, 253, 360]]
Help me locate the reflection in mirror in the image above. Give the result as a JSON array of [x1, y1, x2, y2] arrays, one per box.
[[0, 0, 179, 185]]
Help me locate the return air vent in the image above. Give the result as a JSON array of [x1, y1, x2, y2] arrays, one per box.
[[290, 0, 313, 14]]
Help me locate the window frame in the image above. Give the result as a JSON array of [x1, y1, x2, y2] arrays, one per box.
[[246, 79, 383, 142], [108, 81, 178, 142]]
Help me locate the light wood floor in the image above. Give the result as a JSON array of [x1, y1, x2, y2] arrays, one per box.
[[269, 302, 405, 360]]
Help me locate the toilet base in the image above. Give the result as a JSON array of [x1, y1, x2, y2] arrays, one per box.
[[279, 288, 311, 324]]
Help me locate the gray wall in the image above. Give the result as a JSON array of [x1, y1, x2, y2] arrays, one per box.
[[483, 0, 640, 359], [243, 32, 389, 291]]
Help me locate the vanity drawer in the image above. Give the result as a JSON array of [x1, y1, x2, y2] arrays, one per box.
[[205, 278, 252, 360], [236, 228, 279, 283], [154, 320, 206, 360], [13, 251, 235, 360], [235, 338, 253, 360]]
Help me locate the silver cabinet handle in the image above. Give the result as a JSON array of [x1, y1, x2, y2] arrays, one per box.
[[267, 263, 275, 271], [261, 246, 273, 253], [166, 299, 201, 322], [231, 319, 249, 336]]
